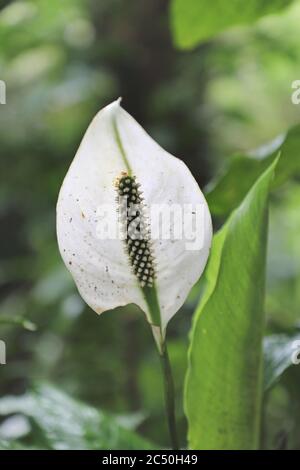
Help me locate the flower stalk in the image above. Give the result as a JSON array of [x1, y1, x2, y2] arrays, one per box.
[[159, 340, 179, 450]]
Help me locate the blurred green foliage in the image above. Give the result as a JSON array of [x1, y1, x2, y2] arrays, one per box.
[[0, 0, 300, 450], [170, 0, 294, 49], [0, 384, 155, 449], [264, 332, 300, 391], [206, 124, 300, 217]]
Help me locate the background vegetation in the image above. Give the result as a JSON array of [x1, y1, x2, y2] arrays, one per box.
[[0, 0, 300, 449]]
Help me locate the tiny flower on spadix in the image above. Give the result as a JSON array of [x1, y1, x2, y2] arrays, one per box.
[[56, 99, 212, 351]]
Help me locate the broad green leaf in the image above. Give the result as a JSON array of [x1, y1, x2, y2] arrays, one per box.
[[264, 332, 300, 391], [0, 384, 155, 450], [206, 125, 300, 217], [170, 0, 294, 49], [185, 158, 278, 450]]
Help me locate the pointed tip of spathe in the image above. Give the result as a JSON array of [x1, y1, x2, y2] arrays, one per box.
[[109, 97, 122, 109], [103, 97, 123, 114], [92, 98, 123, 124]]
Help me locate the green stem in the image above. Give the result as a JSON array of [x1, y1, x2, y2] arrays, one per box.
[[159, 340, 179, 450], [143, 285, 179, 449]]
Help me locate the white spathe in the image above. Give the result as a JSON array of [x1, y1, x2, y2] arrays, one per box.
[[56, 99, 212, 333]]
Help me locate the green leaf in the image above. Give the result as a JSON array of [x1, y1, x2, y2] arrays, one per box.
[[0, 315, 36, 331], [264, 332, 300, 391], [206, 125, 300, 217], [185, 158, 278, 450], [0, 384, 156, 450], [170, 0, 294, 49]]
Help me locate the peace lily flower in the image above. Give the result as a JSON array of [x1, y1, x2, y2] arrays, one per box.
[[56, 99, 212, 448], [56, 99, 212, 349]]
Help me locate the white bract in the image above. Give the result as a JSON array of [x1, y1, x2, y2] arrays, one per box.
[[56, 99, 212, 348]]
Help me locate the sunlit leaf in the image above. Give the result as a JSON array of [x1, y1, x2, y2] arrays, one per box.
[[170, 0, 294, 49]]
